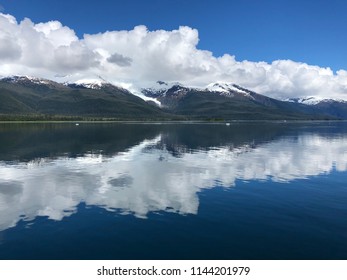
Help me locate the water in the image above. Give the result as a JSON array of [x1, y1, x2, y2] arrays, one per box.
[[0, 122, 346, 259]]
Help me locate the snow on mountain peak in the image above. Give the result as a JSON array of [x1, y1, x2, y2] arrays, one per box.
[[0, 75, 53, 85], [206, 82, 252, 97], [141, 81, 184, 96], [285, 96, 347, 105], [295, 96, 324, 105], [206, 82, 231, 93], [67, 78, 110, 89]]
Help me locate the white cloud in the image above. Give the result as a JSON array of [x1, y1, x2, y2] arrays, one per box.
[[0, 14, 21, 61], [53, 42, 100, 71], [0, 12, 347, 100]]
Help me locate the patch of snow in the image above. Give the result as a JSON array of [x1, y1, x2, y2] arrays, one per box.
[[285, 96, 347, 105], [0, 75, 53, 85], [204, 82, 257, 100], [206, 82, 230, 93], [299, 96, 325, 105], [142, 81, 184, 97], [69, 78, 108, 89], [206, 82, 250, 96], [133, 91, 162, 106]]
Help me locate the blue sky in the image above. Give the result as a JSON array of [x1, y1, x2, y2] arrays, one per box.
[[2, 0, 346, 71], [0, 0, 346, 99]]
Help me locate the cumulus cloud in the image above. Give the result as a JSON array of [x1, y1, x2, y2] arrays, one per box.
[[54, 42, 100, 71], [0, 12, 347, 100], [0, 33, 21, 61]]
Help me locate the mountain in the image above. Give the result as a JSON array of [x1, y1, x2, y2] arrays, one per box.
[[0, 76, 168, 120], [0, 75, 66, 89], [0, 76, 346, 120], [286, 97, 347, 119], [286, 96, 327, 105], [141, 81, 336, 120], [66, 78, 111, 90]]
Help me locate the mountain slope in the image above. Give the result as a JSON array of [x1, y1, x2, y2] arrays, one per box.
[[142, 82, 335, 120], [0, 76, 345, 120], [287, 97, 347, 119], [172, 90, 324, 120], [0, 76, 168, 119]]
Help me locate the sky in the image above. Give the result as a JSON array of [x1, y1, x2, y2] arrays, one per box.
[[0, 0, 347, 99]]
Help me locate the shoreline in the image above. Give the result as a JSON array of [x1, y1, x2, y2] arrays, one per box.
[[0, 119, 346, 124]]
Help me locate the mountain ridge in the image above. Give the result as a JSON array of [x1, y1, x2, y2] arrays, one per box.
[[0, 76, 346, 120], [0, 76, 169, 120]]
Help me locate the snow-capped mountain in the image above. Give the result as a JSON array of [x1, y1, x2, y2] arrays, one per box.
[[141, 81, 347, 119], [1, 75, 347, 120], [141, 81, 269, 102], [0, 75, 64, 89], [65, 78, 136, 97], [286, 96, 347, 105], [66, 78, 111, 90], [141, 81, 278, 109], [206, 82, 254, 99], [284, 96, 347, 119], [141, 81, 255, 100], [0, 75, 163, 118], [141, 81, 186, 98]]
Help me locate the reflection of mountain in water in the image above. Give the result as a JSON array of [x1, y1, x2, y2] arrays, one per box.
[[0, 122, 347, 231]]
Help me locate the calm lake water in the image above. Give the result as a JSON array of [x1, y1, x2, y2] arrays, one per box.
[[0, 122, 346, 259]]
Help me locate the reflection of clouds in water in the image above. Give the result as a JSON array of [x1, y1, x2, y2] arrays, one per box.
[[0, 134, 347, 231], [200, 135, 347, 183]]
